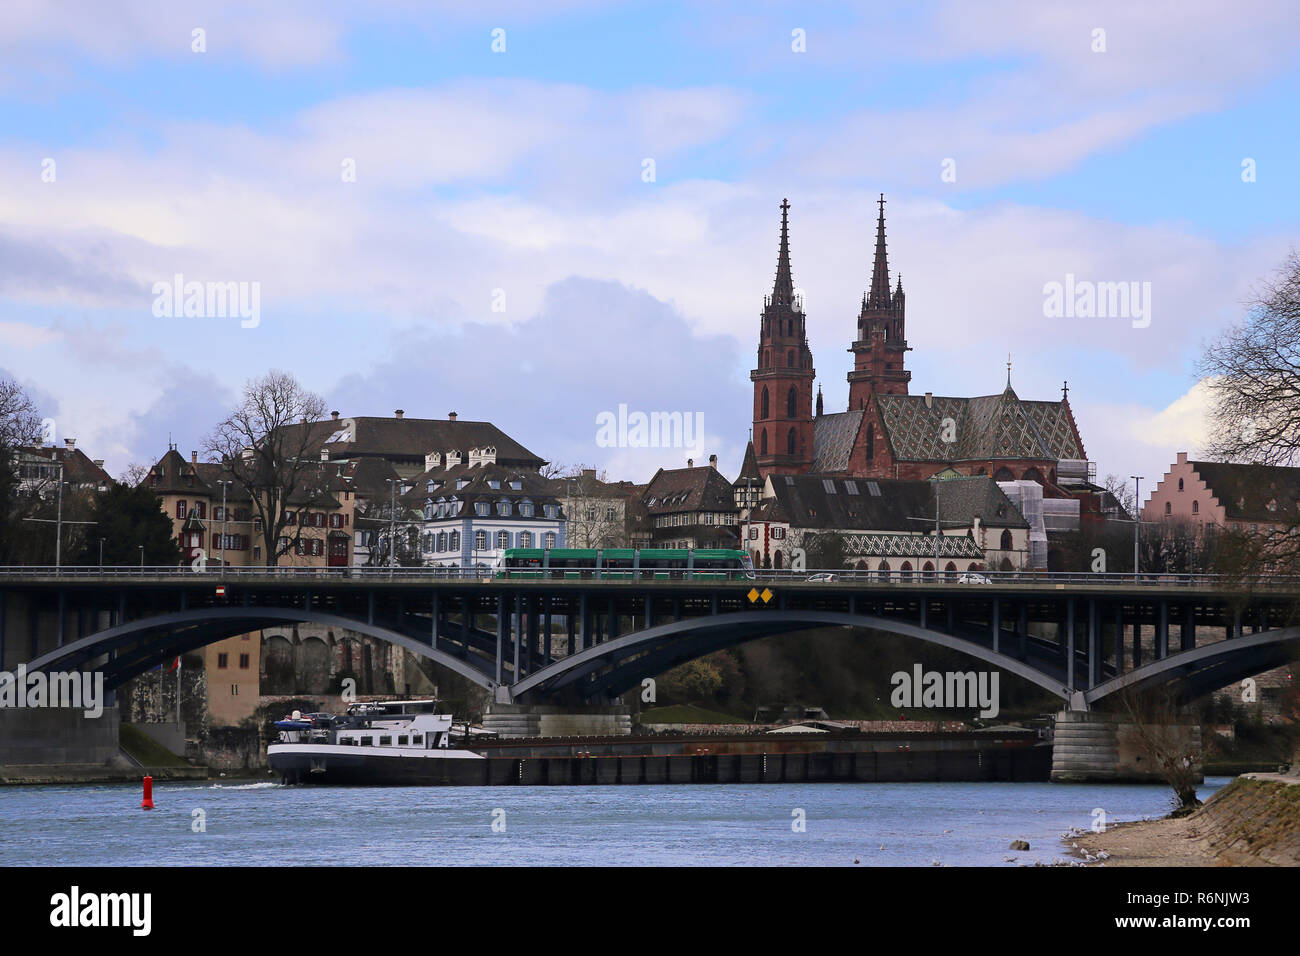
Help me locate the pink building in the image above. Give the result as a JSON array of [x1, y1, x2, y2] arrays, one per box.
[[1144, 451, 1300, 533]]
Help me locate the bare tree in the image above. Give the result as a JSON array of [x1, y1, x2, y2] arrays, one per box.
[[1194, 252, 1300, 575], [0, 378, 45, 562], [204, 371, 327, 566], [1118, 685, 1204, 814], [1198, 250, 1300, 467]]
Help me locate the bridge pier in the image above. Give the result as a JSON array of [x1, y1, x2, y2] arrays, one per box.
[[1050, 709, 1202, 783]]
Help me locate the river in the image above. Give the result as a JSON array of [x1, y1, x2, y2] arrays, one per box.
[[0, 776, 1231, 866]]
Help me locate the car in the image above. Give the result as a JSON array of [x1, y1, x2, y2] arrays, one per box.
[[956, 572, 991, 584], [807, 573, 839, 583]]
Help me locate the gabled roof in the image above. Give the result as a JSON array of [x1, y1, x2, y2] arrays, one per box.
[[874, 387, 1085, 463], [282, 415, 545, 468], [812, 409, 866, 472], [145, 448, 210, 495], [733, 440, 762, 488], [642, 465, 737, 515], [19, 445, 113, 487], [1189, 460, 1300, 522], [753, 473, 1028, 532]]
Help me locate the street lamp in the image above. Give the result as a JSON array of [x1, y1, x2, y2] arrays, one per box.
[[385, 479, 400, 575], [217, 480, 232, 574], [1130, 475, 1144, 581], [98, 537, 105, 570], [138, 545, 144, 569]]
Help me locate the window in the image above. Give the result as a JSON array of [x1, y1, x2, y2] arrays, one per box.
[[475, 502, 489, 517], [787, 349, 794, 367], [239, 654, 249, 669], [379, 736, 392, 746], [437, 531, 447, 552], [771, 527, 785, 540], [398, 736, 409, 746], [1178, 478, 1184, 491], [217, 653, 228, 668], [1165, 502, 1172, 515], [543, 532, 556, 548], [606, 506, 616, 520], [496, 530, 510, 549], [1192, 500, 1199, 514], [498, 500, 512, 516], [449, 531, 460, 551], [285, 511, 296, 524], [519, 532, 533, 548], [761, 387, 770, 419], [176, 500, 187, 518], [787, 428, 796, 455], [519, 501, 534, 517], [786, 387, 797, 418], [1000, 529, 1013, 550], [475, 530, 487, 550], [760, 430, 768, 456]]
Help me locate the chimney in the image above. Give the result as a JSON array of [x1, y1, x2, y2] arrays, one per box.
[[687, 458, 694, 468], [582, 468, 596, 479], [924, 392, 933, 408], [331, 410, 340, 421], [64, 438, 76, 451], [395, 409, 404, 419], [93, 459, 104, 469], [448, 411, 458, 422], [709, 454, 718, 469]]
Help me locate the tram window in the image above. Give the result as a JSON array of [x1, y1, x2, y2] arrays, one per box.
[[379, 736, 392, 746], [398, 736, 409, 746]]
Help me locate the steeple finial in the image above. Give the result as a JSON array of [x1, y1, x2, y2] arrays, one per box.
[[1006, 353, 1012, 388], [868, 193, 891, 308], [771, 197, 795, 308], [1062, 380, 1069, 401], [815, 384, 824, 417]]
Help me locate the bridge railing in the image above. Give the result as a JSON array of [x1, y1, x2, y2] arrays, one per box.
[[0, 565, 1297, 589]]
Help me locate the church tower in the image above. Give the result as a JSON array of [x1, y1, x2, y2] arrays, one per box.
[[847, 194, 911, 409], [751, 199, 816, 476]]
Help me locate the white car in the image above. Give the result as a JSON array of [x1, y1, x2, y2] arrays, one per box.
[[807, 573, 840, 583], [956, 572, 991, 584]]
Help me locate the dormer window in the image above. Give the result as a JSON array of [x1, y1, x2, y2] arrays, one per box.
[[509, 480, 522, 491], [475, 502, 489, 517], [488, 480, 500, 490], [497, 499, 512, 517], [519, 500, 534, 517]]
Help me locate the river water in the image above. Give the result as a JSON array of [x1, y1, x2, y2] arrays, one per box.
[[0, 776, 1231, 866]]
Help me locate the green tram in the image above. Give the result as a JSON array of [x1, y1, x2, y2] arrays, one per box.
[[495, 548, 755, 580]]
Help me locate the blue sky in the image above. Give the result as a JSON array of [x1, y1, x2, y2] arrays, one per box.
[[2, 0, 1298, 500]]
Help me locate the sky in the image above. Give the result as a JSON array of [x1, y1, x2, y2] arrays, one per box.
[[2, 0, 1298, 507]]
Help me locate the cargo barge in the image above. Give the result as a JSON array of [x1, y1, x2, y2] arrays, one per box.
[[268, 701, 1050, 786]]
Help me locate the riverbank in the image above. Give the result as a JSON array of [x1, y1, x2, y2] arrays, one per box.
[[1068, 773, 1300, 866]]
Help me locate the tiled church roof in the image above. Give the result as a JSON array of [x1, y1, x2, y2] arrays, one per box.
[[875, 386, 1084, 463], [812, 409, 865, 472]]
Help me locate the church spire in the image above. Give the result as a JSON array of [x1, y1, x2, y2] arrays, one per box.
[[771, 198, 795, 308], [868, 193, 891, 308]]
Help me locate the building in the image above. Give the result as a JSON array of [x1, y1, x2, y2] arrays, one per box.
[[748, 197, 1092, 495], [745, 473, 1030, 573], [555, 468, 637, 549], [635, 456, 741, 550], [14, 439, 112, 497], [1145, 452, 1300, 534]]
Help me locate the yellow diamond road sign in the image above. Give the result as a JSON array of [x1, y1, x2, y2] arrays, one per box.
[[761, 588, 773, 604], [747, 588, 759, 603]]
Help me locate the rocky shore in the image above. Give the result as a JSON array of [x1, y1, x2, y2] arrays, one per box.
[[1068, 773, 1300, 866]]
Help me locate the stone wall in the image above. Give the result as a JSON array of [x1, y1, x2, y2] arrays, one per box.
[[0, 704, 121, 766]]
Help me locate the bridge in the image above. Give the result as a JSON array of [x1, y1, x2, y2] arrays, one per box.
[[4, 567, 1298, 712]]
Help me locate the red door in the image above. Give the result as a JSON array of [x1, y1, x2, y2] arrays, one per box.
[[328, 536, 349, 567]]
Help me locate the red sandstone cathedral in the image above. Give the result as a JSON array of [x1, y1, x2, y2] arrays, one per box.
[[748, 197, 1088, 489]]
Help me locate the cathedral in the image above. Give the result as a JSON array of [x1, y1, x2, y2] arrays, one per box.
[[748, 197, 1089, 489]]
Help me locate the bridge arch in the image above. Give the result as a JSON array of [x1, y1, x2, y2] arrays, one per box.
[[23, 607, 500, 692], [510, 610, 1073, 704]]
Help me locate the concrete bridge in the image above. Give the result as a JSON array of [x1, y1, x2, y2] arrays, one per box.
[[3, 567, 1298, 777]]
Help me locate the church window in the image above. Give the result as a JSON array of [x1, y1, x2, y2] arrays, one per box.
[[1165, 502, 1172, 515], [787, 428, 796, 455], [1193, 500, 1199, 514], [786, 387, 797, 418], [761, 388, 770, 419], [866, 424, 874, 462], [1000, 529, 1013, 550], [1178, 478, 1184, 491], [760, 430, 768, 456], [787, 349, 794, 367]]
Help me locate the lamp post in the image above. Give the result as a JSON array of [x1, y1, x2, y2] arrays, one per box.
[[385, 479, 399, 576], [1130, 475, 1144, 581], [98, 537, 105, 570], [138, 545, 144, 568], [217, 480, 231, 574]]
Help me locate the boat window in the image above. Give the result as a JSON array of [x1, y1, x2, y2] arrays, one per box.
[[379, 736, 392, 746], [360, 736, 372, 746], [412, 735, 423, 745], [398, 736, 409, 746]]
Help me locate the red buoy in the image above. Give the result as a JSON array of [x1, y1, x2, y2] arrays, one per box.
[[141, 775, 154, 810]]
